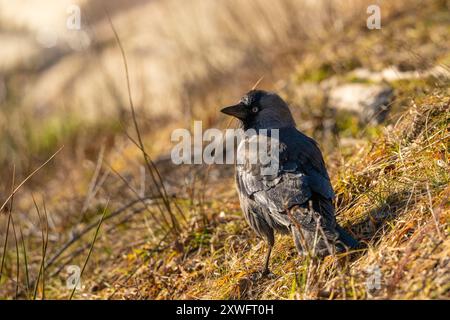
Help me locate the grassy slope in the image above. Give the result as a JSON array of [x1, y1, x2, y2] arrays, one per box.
[[76, 4, 449, 300], [87, 93, 448, 300]]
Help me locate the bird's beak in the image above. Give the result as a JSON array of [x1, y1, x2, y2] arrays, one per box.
[[220, 103, 247, 120]]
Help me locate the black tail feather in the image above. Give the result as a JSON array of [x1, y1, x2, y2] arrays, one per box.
[[336, 225, 359, 249]]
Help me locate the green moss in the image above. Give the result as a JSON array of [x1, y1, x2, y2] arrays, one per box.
[[190, 229, 212, 248], [23, 114, 122, 159], [26, 116, 81, 154], [390, 78, 432, 94], [296, 63, 334, 83], [335, 112, 360, 137], [224, 221, 243, 235], [344, 75, 377, 84], [366, 126, 383, 139]]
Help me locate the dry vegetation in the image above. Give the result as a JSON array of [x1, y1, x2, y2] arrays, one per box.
[[0, 0, 449, 299]]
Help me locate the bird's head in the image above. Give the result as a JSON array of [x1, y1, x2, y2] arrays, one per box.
[[220, 90, 296, 130]]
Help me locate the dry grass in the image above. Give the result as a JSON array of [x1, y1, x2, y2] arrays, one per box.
[[0, 0, 412, 173]]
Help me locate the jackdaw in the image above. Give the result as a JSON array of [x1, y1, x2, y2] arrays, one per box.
[[221, 90, 359, 276]]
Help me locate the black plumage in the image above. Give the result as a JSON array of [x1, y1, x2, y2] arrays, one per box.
[[221, 90, 359, 275]]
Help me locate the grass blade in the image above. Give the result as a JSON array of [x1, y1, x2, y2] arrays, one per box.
[[69, 199, 110, 300], [19, 226, 30, 297], [0, 146, 63, 213], [0, 166, 15, 288]]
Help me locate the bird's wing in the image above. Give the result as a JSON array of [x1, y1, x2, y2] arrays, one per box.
[[236, 128, 335, 228], [279, 127, 334, 200], [237, 130, 320, 212]]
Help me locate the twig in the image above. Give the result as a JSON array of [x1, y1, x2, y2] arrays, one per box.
[[105, 9, 179, 233], [251, 76, 265, 90], [121, 125, 180, 231]]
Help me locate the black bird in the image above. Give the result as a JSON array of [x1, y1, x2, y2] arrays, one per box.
[[221, 90, 359, 276]]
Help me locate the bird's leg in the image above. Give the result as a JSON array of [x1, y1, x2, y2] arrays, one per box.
[[262, 244, 273, 276], [250, 243, 276, 281]]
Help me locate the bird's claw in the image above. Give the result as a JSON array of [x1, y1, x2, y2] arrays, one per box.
[[250, 269, 277, 281], [263, 270, 278, 279]]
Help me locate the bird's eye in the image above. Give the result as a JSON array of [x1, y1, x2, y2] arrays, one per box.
[[251, 106, 259, 113]]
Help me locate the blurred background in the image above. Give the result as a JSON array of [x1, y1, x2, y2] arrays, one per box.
[[0, 0, 448, 299], [2, 0, 441, 176]]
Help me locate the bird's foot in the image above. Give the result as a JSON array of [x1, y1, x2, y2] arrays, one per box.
[[263, 270, 278, 280], [250, 269, 277, 281]]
